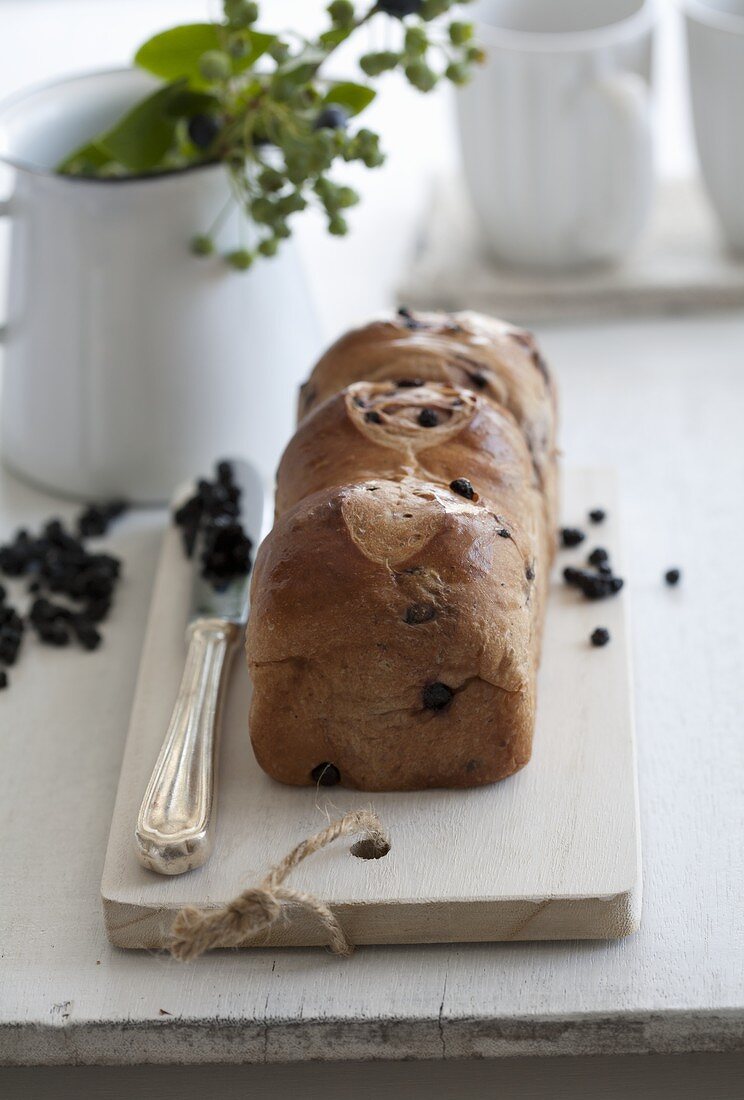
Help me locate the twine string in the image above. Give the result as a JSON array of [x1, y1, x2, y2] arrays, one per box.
[[170, 809, 389, 961]]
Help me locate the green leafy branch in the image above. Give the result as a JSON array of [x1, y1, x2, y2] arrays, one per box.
[[58, 0, 483, 269]]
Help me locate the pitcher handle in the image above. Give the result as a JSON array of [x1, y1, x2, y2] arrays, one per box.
[[0, 197, 9, 343], [585, 71, 654, 258]]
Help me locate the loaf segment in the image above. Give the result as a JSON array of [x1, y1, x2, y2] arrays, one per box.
[[248, 478, 539, 790], [276, 381, 551, 544], [298, 309, 557, 515]]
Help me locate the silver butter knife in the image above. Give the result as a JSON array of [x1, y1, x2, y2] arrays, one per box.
[[135, 460, 265, 875]]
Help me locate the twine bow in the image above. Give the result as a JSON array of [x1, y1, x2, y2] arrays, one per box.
[[170, 809, 389, 961]]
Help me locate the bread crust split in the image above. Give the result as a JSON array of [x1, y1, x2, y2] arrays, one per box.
[[246, 310, 558, 791]]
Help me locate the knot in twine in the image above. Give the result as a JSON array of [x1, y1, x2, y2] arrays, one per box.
[[170, 810, 389, 961]]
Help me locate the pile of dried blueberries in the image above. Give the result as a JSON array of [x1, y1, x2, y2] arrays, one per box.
[[0, 500, 127, 689], [560, 509, 681, 648], [560, 510, 624, 603], [560, 509, 623, 650], [173, 461, 253, 586]]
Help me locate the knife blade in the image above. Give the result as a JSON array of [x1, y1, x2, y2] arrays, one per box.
[[135, 459, 265, 875]]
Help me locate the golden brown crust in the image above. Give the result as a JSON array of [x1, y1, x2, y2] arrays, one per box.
[[247, 310, 558, 791], [297, 310, 557, 508], [277, 381, 547, 527]]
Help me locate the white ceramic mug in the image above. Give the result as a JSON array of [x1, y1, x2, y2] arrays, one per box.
[[456, 0, 656, 271], [0, 69, 322, 502], [685, 0, 744, 254]]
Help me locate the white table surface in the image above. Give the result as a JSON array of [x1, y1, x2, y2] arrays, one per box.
[[1, 0, 743, 1072]]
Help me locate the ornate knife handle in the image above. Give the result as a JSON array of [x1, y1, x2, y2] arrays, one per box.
[[135, 618, 240, 875]]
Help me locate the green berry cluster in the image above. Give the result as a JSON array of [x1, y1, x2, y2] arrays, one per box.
[[223, 0, 259, 27], [359, 0, 480, 93], [61, 0, 484, 270]]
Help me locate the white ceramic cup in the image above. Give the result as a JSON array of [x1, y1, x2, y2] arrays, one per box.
[[0, 69, 322, 502], [456, 0, 656, 271], [684, 0, 744, 254]]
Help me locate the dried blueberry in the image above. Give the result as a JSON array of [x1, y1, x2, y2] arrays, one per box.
[[598, 563, 613, 576], [449, 478, 475, 500], [665, 568, 681, 586], [565, 569, 624, 600], [77, 506, 104, 538], [77, 500, 127, 539], [396, 378, 424, 388], [588, 547, 609, 566], [72, 619, 102, 651], [200, 521, 253, 585], [418, 408, 439, 428], [181, 525, 199, 558], [404, 603, 436, 625], [29, 598, 55, 624], [174, 495, 202, 529], [0, 546, 27, 576], [37, 622, 70, 647], [498, 528, 510, 539], [586, 574, 623, 599], [0, 633, 21, 665], [85, 599, 112, 624], [589, 509, 606, 524], [0, 607, 23, 632], [216, 460, 234, 484], [591, 627, 611, 647], [423, 681, 453, 710], [67, 571, 110, 602], [365, 410, 383, 424], [311, 762, 341, 786], [579, 577, 607, 599], [43, 519, 66, 542], [89, 554, 121, 580], [560, 527, 586, 548]]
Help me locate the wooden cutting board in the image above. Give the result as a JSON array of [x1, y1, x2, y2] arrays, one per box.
[[102, 468, 641, 950]]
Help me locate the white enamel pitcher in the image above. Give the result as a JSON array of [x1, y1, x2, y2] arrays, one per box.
[[0, 68, 322, 502]]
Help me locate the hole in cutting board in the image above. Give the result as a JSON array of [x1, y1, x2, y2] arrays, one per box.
[[350, 837, 391, 860]]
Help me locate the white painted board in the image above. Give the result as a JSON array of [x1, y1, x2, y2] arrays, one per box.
[[101, 468, 641, 949]]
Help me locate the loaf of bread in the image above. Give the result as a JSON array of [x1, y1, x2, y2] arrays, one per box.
[[246, 310, 558, 791]]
